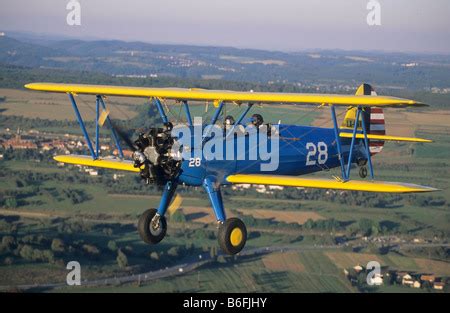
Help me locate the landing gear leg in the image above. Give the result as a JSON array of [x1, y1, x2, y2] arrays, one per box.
[[203, 177, 247, 255], [138, 180, 177, 244]]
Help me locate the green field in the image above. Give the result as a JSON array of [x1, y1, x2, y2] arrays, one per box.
[[1, 94, 449, 293]]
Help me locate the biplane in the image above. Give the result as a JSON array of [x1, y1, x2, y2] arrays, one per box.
[[24, 82, 437, 255]]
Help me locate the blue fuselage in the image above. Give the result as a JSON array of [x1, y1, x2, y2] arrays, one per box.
[[177, 124, 367, 186]]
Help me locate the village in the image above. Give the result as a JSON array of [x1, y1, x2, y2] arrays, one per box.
[[345, 263, 447, 291], [0, 127, 135, 176]]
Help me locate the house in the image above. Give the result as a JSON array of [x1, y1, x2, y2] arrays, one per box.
[[41, 142, 53, 151], [353, 265, 364, 273], [403, 277, 414, 286], [113, 173, 125, 180], [268, 185, 284, 191], [231, 183, 252, 191], [52, 140, 66, 150], [433, 282, 445, 290], [113, 149, 133, 158], [369, 275, 383, 286], [420, 274, 435, 283], [396, 272, 413, 285], [395, 271, 409, 282], [2, 134, 38, 150]]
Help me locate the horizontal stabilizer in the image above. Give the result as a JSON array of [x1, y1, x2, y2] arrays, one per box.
[[339, 132, 432, 143], [24, 82, 426, 108], [54, 155, 139, 172], [227, 174, 437, 193]]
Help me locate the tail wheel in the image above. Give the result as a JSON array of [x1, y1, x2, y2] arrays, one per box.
[[218, 218, 247, 255], [138, 208, 167, 244]]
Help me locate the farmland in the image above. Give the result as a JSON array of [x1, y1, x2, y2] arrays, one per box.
[[0, 65, 449, 292]]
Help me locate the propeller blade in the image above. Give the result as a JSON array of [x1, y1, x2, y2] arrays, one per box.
[[108, 120, 136, 151], [167, 193, 183, 216]]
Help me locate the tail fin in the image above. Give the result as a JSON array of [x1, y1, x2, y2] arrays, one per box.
[[341, 83, 385, 155]]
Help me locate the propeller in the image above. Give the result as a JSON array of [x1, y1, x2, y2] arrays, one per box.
[[108, 120, 137, 152], [167, 193, 184, 216]]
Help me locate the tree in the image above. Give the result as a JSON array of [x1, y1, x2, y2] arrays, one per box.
[[5, 197, 17, 209], [19, 245, 34, 261], [1, 236, 15, 249], [304, 219, 315, 230], [83, 244, 100, 258], [116, 249, 128, 268], [51, 238, 65, 253], [107, 240, 118, 252], [149, 251, 159, 261], [171, 210, 186, 223], [359, 218, 377, 236], [168, 246, 180, 257]]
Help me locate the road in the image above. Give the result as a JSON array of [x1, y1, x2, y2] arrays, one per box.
[[0, 244, 340, 292]]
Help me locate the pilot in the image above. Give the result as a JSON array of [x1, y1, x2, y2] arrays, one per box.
[[224, 115, 235, 129], [223, 115, 247, 136], [250, 114, 264, 127]]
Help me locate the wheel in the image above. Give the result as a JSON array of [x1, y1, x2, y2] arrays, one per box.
[[218, 218, 247, 255], [359, 166, 368, 178], [138, 208, 167, 244]]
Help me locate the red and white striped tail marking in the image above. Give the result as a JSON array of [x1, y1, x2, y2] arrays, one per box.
[[369, 107, 385, 154]]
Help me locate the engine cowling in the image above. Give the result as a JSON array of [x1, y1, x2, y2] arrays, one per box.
[[132, 123, 181, 185]]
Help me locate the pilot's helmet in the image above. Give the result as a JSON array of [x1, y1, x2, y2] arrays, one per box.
[[224, 115, 235, 126]]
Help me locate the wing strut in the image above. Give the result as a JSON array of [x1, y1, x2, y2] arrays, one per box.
[[68, 93, 97, 159], [182, 100, 193, 126], [97, 95, 124, 159], [330, 105, 374, 181], [67, 93, 125, 160], [153, 98, 169, 124]]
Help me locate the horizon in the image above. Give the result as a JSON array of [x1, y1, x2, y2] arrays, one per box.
[[3, 29, 450, 57]]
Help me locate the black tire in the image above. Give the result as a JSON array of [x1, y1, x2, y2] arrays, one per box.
[[138, 209, 167, 244], [218, 218, 247, 255], [359, 166, 368, 178]]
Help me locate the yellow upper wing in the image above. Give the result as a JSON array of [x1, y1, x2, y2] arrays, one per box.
[[24, 82, 426, 108], [226, 174, 437, 193]]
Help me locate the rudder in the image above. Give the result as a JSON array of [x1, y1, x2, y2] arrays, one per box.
[[341, 83, 385, 155]]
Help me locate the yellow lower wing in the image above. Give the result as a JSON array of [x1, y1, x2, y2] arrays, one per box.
[[54, 155, 139, 172], [226, 174, 437, 193], [339, 132, 432, 143]]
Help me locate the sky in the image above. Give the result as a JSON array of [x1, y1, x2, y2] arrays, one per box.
[[1, 0, 450, 53]]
